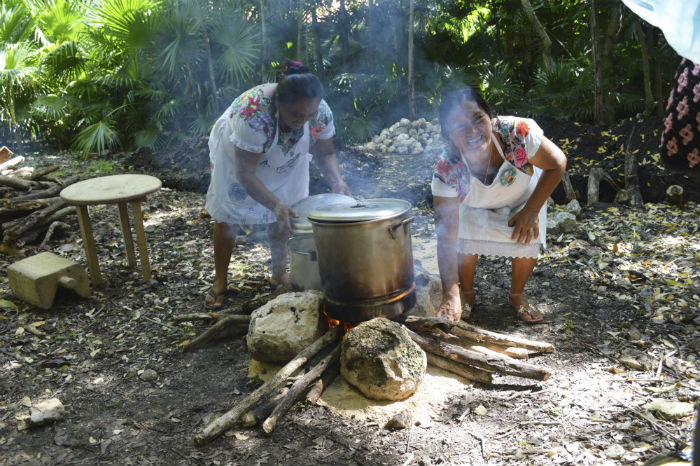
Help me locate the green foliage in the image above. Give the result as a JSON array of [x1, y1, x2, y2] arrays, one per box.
[[0, 0, 679, 154], [527, 58, 594, 121]]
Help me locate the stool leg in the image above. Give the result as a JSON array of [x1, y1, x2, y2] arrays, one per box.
[[130, 201, 152, 280], [76, 205, 102, 287], [117, 202, 137, 267]]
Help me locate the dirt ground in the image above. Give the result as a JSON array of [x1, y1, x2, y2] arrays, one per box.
[[0, 116, 699, 466]]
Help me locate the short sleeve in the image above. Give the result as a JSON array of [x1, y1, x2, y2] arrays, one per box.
[[497, 117, 544, 170], [309, 99, 335, 143], [431, 174, 459, 198], [431, 151, 468, 200], [226, 87, 276, 154]]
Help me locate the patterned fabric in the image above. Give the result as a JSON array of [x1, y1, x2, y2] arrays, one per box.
[[230, 86, 276, 152], [661, 59, 700, 171], [228, 84, 334, 155], [431, 116, 543, 201]]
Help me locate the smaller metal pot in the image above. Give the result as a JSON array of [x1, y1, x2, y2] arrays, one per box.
[[287, 235, 322, 291]]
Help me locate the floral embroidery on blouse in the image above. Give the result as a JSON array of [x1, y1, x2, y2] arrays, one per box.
[[495, 118, 534, 172], [231, 86, 276, 152], [500, 167, 517, 186], [309, 100, 333, 143], [433, 116, 539, 201], [230, 85, 333, 155], [434, 153, 469, 200]]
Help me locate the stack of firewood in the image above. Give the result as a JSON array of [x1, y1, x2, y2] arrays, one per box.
[[0, 147, 79, 255], [193, 315, 554, 445]]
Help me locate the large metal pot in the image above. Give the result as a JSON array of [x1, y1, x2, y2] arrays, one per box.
[[308, 198, 415, 323], [287, 235, 321, 291]]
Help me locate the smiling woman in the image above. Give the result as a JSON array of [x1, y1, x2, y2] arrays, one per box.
[[203, 60, 351, 310], [432, 86, 567, 324]]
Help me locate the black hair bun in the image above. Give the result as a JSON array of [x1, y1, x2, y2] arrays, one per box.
[[283, 59, 310, 75]]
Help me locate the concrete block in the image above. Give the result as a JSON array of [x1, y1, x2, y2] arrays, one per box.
[[8, 252, 90, 309]]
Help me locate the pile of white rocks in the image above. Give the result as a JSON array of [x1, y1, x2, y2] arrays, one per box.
[[358, 117, 445, 155]]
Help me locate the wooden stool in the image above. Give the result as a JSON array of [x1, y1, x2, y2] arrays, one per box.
[[8, 252, 90, 309], [59, 174, 161, 287]]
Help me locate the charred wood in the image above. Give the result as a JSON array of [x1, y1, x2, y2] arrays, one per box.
[[194, 326, 341, 444], [405, 328, 551, 381]]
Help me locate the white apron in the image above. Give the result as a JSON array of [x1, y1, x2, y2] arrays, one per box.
[[458, 134, 547, 258], [205, 108, 312, 225]]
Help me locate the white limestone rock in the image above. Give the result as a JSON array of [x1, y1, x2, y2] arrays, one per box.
[[30, 398, 65, 426], [410, 269, 443, 317], [564, 199, 582, 217], [247, 291, 326, 364], [548, 211, 578, 234], [340, 318, 426, 401]]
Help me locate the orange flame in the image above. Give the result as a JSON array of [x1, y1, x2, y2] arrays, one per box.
[[322, 302, 355, 334]]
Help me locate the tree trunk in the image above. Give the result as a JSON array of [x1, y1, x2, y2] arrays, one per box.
[[339, 0, 349, 67], [591, 0, 603, 125], [194, 0, 218, 105], [311, 4, 322, 72], [368, 0, 376, 72], [599, 2, 621, 125], [520, 0, 552, 69], [648, 28, 664, 116], [635, 21, 654, 115], [408, 0, 416, 120], [297, 5, 303, 62], [623, 126, 643, 207], [260, 0, 267, 81]]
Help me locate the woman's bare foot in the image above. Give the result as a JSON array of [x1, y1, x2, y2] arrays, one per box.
[[460, 289, 475, 320], [508, 292, 543, 322]]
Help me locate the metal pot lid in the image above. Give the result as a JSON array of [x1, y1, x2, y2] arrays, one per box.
[[307, 198, 412, 223], [290, 193, 357, 234]]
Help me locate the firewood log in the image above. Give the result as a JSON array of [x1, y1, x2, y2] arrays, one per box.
[[0, 198, 56, 216], [0, 175, 32, 191], [30, 165, 61, 181], [4, 175, 78, 203], [194, 326, 341, 445], [404, 316, 554, 353], [305, 360, 340, 405], [182, 314, 251, 352], [425, 353, 493, 384], [0, 156, 25, 172], [405, 328, 551, 381], [241, 387, 290, 427], [262, 344, 341, 434]]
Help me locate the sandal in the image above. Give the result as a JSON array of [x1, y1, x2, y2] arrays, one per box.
[[204, 287, 227, 310], [460, 289, 475, 320], [509, 292, 543, 323]]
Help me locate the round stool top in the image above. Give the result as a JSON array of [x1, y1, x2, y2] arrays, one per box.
[[60, 174, 162, 205]]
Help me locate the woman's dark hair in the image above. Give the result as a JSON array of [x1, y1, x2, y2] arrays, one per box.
[[438, 87, 494, 139], [276, 59, 324, 104]]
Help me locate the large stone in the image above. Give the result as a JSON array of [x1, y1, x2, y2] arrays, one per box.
[[247, 291, 326, 364], [548, 211, 578, 234], [564, 199, 582, 217], [410, 269, 443, 317], [30, 398, 65, 426], [340, 318, 426, 401]]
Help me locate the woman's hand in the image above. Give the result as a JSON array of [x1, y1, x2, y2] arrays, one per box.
[[508, 208, 539, 245], [437, 287, 462, 322], [273, 202, 299, 232], [330, 180, 351, 196]]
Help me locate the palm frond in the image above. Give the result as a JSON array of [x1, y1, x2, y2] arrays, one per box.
[[73, 119, 120, 156]]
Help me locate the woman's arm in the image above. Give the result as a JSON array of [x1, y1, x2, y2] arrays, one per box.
[[508, 136, 567, 244], [311, 138, 351, 195], [234, 147, 297, 230], [434, 195, 462, 321]]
